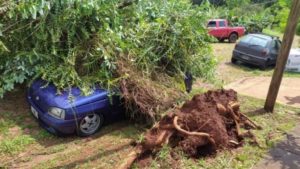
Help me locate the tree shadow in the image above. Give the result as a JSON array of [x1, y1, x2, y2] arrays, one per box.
[[246, 108, 268, 117], [259, 132, 300, 169], [285, 96, 300, 106], [52, 142, 135, 169], [225, 61, 274, 71]]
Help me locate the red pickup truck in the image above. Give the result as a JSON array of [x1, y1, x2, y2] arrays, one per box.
[[207, 19, 245, 43]]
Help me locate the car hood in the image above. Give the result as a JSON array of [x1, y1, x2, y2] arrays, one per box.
[[28, 80, 108, 110]]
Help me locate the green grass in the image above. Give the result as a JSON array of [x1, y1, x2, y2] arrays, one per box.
[[0, 135, 35, 155], [263, 29, 283, 38]]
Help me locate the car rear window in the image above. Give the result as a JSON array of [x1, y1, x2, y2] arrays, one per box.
[[240, 36, 252, 43], [240, 36, 268, 47], [250, 37, 268, 47]]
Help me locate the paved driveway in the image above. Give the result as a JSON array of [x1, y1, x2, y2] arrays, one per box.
[[225, 77, 300, 108]]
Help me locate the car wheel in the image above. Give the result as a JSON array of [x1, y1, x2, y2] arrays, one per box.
[[218, 38, 225, 43], [77, 113, 104, 137], [231, 57, 237, 64], [229, 33, 238, 43], [259, 62, 268, 70]]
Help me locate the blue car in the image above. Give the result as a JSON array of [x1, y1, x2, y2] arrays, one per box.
[[27, 80, 124, 136]]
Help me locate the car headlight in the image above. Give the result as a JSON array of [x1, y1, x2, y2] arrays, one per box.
[[48, 107, 65, 119]]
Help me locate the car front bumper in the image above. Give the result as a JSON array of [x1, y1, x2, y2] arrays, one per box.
[[27, 95, 78, 135]]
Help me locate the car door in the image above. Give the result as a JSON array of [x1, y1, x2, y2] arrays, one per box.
[[216, 20, 227, 38], [269, 39, 281, 64], [288, 50, 300, 67], [207, 21, 218, 37]]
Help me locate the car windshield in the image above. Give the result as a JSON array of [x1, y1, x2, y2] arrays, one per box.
[[240, 36, 252, 43], [240, 36, 269, 47]]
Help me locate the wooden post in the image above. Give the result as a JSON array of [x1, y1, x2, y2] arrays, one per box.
[[264, 0, 300, 112]]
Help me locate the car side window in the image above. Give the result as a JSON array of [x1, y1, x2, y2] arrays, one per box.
[[271, 40, 276, 49], [219, 21, 226, 27], [276, 40, 281, 49], [207, 21, 217, 27], [271, 40, 281, 50]]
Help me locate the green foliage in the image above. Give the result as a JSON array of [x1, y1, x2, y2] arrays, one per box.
[[0, 0, 215, 97], [202, 1, 274, 33], [130, 0, 215, 78], [296, 22, 300, 36]]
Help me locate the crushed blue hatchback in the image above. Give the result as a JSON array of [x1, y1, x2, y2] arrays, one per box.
[[27, 80, 124, 136]]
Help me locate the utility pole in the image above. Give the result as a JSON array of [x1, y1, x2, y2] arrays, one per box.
[[264, 0, 300, 112]]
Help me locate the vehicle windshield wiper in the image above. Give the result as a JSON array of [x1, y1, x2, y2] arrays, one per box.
[[249, 44, 261, 47]]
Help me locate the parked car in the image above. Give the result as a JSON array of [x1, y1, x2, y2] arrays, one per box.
[[207, 19, 245, 43], [231, 33, 281, 69], [285, 48, 300, 72], [27, 80, 124, 136]]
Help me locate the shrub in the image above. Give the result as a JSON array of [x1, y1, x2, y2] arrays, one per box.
[[296, 22, 300, 36]]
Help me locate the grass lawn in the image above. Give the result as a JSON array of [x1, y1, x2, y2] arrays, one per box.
[[1, 30, 300, 169]]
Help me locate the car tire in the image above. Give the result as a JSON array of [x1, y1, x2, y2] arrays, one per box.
[[259, 62, 268, 70], [229, 33, 238, 43], [260, 59, 272, 70], [231, 57, 237, 64], [77, 113, 104, 137], [218, 38, 225, 43]]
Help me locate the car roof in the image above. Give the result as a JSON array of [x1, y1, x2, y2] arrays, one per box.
[[290, 48, 300, 55], [208, 19, 226, 22], [248, 33, 274, 40]]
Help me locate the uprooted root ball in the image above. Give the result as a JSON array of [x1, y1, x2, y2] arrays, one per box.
[[142, 89, 261, 157]]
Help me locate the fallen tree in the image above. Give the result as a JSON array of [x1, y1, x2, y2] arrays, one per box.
[[0, 0, 215, 120]]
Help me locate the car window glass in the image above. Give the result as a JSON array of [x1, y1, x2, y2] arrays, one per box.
[[207, 21, 216, 27], [219, 21, 226, 27], [276, 40, 281, 49], [271, 40, 281, 49], [271, 40, 276, 48], [239, 36, 252, 43], [249, 37, 268, 47]]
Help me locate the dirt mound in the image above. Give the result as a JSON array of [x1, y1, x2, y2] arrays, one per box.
[[118, 89, 261, 169]]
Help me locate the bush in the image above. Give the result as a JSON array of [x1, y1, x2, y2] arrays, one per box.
[[296, 22, 300, 36]]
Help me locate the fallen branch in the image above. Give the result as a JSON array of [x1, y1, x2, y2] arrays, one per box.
[[117, 147, 142, 169]]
